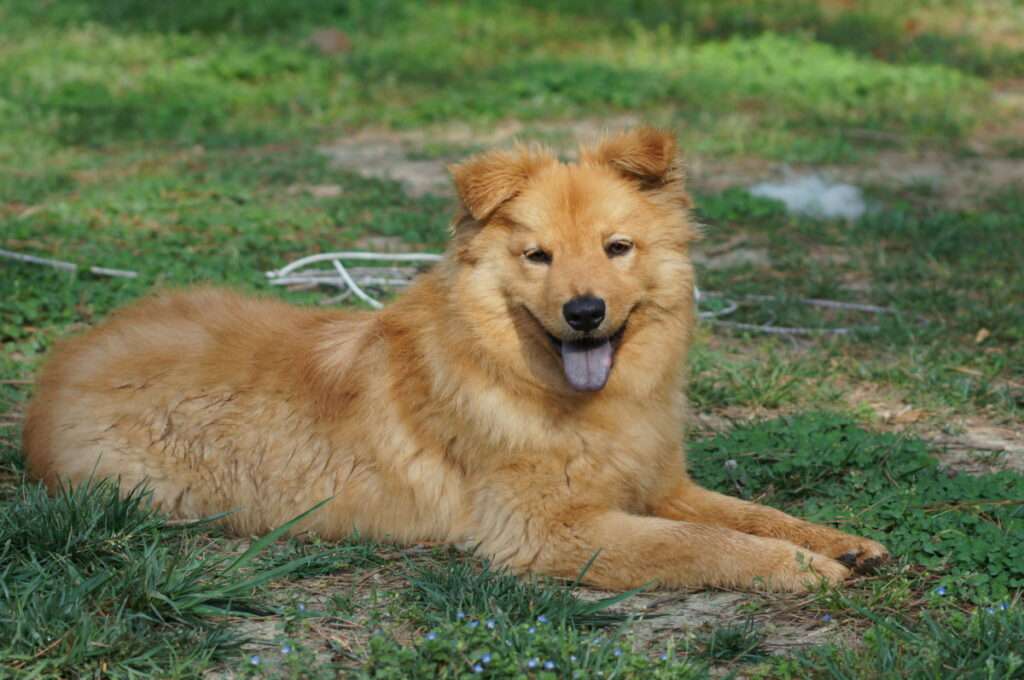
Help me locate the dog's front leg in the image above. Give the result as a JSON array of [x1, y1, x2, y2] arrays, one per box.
[[650, 479, 889, 572], [480, 506, 850, 592]]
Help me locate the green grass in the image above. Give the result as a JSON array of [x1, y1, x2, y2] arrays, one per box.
[[3, 414, 1020, 676], [688, 618, 768, 665], [688, 346, 812, 411], [691, 185, 1024, 418], [784, 606, 1024, 679], [690, 414, 1024, 604], [0, 145, 449, 362], [0, 0, 992, 169], [0, 480, 350, 677], [361, 618, 708, 679], [403, 557, 637, 629], [1, 1, 1022, 677], [350, 414, 1024, 677], [527, 0, 1024, 79]]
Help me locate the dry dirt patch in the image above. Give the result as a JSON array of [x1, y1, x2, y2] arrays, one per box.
[[843, 383, 1024, 475], [579, 587, 840, 660], [318, 116, 641, 197], [319, 117, 1024, 209], [931, 421, 1024, 475]]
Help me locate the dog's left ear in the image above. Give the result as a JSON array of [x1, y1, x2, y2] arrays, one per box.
[[449, 146, 555, 222], [582, 127, 691, 209]]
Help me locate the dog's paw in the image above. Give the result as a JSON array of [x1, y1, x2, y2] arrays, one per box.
[[829, 536, 889, 574], [763, 549, 850, 593], [806, 552, 851, 587]]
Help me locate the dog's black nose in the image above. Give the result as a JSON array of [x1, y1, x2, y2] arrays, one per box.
[[563, 296, 606, 332]]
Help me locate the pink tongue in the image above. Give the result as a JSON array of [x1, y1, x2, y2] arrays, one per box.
[[560, 339, 613, 391]]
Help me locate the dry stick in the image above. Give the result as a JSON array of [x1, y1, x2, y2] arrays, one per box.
[[693, 287, 738, 320], [0, 248, 138, 279], [706, 294, 895, 335], [932, 436, 1016, 453], [742, 294, 895, 315], [921, 499, 1024, 511], [31, 634, 67, 660], [707, 320, 876, 336]]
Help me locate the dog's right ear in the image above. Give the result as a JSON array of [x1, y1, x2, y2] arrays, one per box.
[[581, 127, 690, 211], [449, 146, 555, 222]]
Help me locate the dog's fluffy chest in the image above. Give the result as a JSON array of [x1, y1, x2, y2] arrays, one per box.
[[457, 398, 684, 511]]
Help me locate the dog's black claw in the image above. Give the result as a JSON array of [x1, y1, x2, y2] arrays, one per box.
[[837, 552, 859, 568], [855, 556, 885, 574]]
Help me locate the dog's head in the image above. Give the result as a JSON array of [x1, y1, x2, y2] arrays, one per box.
[[447, 128, 698, 397]]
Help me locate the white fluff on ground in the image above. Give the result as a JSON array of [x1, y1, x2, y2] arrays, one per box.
[[749, 174, 866, 220]]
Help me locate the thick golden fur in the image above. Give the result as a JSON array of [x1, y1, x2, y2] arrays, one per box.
[[24, 129, 887, 592]]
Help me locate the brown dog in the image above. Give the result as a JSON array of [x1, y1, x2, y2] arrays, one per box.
[[23, 128, 887, 592]]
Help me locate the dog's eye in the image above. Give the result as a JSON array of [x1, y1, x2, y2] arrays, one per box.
[[605, 240, 634, 257], [523, 248, 552, 265]]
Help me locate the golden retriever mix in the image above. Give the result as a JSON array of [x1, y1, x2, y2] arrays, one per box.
[[24, 128, 887, 591]]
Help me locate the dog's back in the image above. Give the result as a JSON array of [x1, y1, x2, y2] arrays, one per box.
[[24, 288, 372, 528]]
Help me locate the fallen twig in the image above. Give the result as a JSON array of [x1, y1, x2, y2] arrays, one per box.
[[920, 499, 1024, 512], [932, 436, 1017, 453], [707, 320, 875, 336], [1, 248, 138, 279], [703, 293, 896, 335]]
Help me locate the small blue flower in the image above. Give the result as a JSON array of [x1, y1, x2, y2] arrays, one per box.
[[485, 619, 496, 629], [468, 620, 479, 629], [544, 661, 556, 670], [426, 632, 438, 641], [570, 655, 577, 663], [822, 614, 833, 623], [281, 644, 292, 655], [456, 611, 466, 620], [249, 655, 261, 666], [613, 648, 622, 657], [660, 653, 669, 661], [537, 614, 548, 624], [999, 602, 1009, 611], [935, 586, 947, 596], [986, 607, 996, 615], [297, 603, 306, 612], [527, 658, 539, 669], [481, 653, 492, 664], [527, 626, 536, 634], [473, 663, 484, 673]]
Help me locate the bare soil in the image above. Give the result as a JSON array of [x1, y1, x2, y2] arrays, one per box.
[[320, 111, 1024, 207]]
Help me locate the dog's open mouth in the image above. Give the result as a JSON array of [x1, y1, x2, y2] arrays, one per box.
[[545, 325, 626, 392]]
